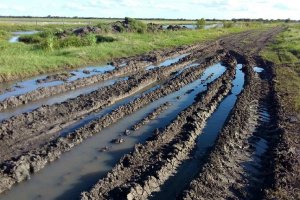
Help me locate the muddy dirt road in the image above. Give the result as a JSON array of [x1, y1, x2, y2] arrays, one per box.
[[1, 26, 297, 200]]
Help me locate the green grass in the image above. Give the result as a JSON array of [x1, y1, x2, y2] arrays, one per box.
[[262, 24, 300, 112], [0, 23, 83, 32], [0, 18, 198, 26], [0, 22, 276, 82]]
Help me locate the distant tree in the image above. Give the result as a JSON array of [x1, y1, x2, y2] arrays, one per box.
[[285, 18, 291, 23], [196, 18, 206, 29]]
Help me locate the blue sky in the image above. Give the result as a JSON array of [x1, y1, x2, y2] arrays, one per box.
[[0, 0, 299, 19]]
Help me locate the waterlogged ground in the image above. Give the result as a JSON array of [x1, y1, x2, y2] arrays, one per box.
[[8, 31, 39, 43], [150, 64, 245, 199], [1, 63, 226, 200], [0, 27, 290, 200]]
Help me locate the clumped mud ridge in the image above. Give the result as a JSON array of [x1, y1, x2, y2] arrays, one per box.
[[131, 102, 171, 131], [182, 61, 262, 199], [0, 26, 296, 199]]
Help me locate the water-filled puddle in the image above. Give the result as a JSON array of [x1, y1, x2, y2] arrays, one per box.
[[253, 67, 264, 73], [8, 31, 39, 43], [0, 78, 127, 122], [0, 63, 226, 200], [0, 53, 191, 103], [150, 64, 245, 199], [242, 104, 271, 179], [0, 65, 116, 102], [145, 54, 190, 70]]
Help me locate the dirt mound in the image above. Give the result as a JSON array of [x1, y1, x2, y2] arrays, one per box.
[[36, 72, 75, 84], [166, 25, 188, 31], [72, 26, 102, 36]]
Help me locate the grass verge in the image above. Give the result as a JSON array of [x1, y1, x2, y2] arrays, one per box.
[[0, 23, 274, 82], [262, 24, 300, 113]]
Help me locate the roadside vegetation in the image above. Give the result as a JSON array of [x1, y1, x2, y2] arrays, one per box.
[[262, 24, 300, 112], [196, 18, 206, 29], [0, 17, 277, 82]]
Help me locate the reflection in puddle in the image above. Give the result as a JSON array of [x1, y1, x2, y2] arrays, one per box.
[[145, 54, 190, 70], [0, 63, 226, 200], [0, 53, 191, 104], [253, 67, 264, 73], [0, 78, 127, 122], [0, 65, 116, 102], [151, 64, 245, 199], [9, 31, 39, 43]]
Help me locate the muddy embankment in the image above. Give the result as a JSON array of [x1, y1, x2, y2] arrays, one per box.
[[0, 42, 220, 111], [80, 57, 237, 200], [259, 60, 300, 200], [0, 52, 226, 194]]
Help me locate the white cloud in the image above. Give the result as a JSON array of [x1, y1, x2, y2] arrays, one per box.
[[0, 0, 299, 19], [65, 2, 89, 11]]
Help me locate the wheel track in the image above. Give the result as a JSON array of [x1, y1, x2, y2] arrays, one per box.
[[0, 48, 216, 163], [0, 27, 287, 198], [80, 58, 236, 200], [0, 53, 227, 194]]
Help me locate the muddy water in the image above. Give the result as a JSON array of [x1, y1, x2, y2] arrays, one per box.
[[0, 53, 189, 102], [0, 65, 116, 101], [0, 78, 128, 122], [150, 64, 245, 199], [243, 109, 269, 173], [253, 66, 264, 73], [0, 63, 226, 200], [8, 31, 39, 43], [145, 53, 190, 70], [59, 83, 161, 138]]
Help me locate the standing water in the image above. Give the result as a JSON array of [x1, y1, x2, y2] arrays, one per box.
[[150, 64, 245, 199], [145, 53, 190, 70], [0, 53, 190, 102], [8, 31, 39, 43], [0, 78, 128, 122], [0, 65, 116, 102], [0, 63, 226, 200]]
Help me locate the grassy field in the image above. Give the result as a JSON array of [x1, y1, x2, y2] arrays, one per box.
[[262, 24, 300, 113], [0, 20, 276, 82], [0, 17, 198, 25]]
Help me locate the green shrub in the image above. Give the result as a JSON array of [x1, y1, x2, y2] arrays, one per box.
[[196, 18, 206, 29], [19, 30, 55, 44], [82, 34, 97, 46], [223, 22, 234, 28], [38, 30, 54, 38], [55, 34, 97, 48], [96, 22, 111, 33], [125, 17, 147, 33], [40, 36, 54, 51], [58, 35, 82, 48], [0, 30, 9, 40], [19, 34, 43, 44], [96, 35, 116, 43]]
